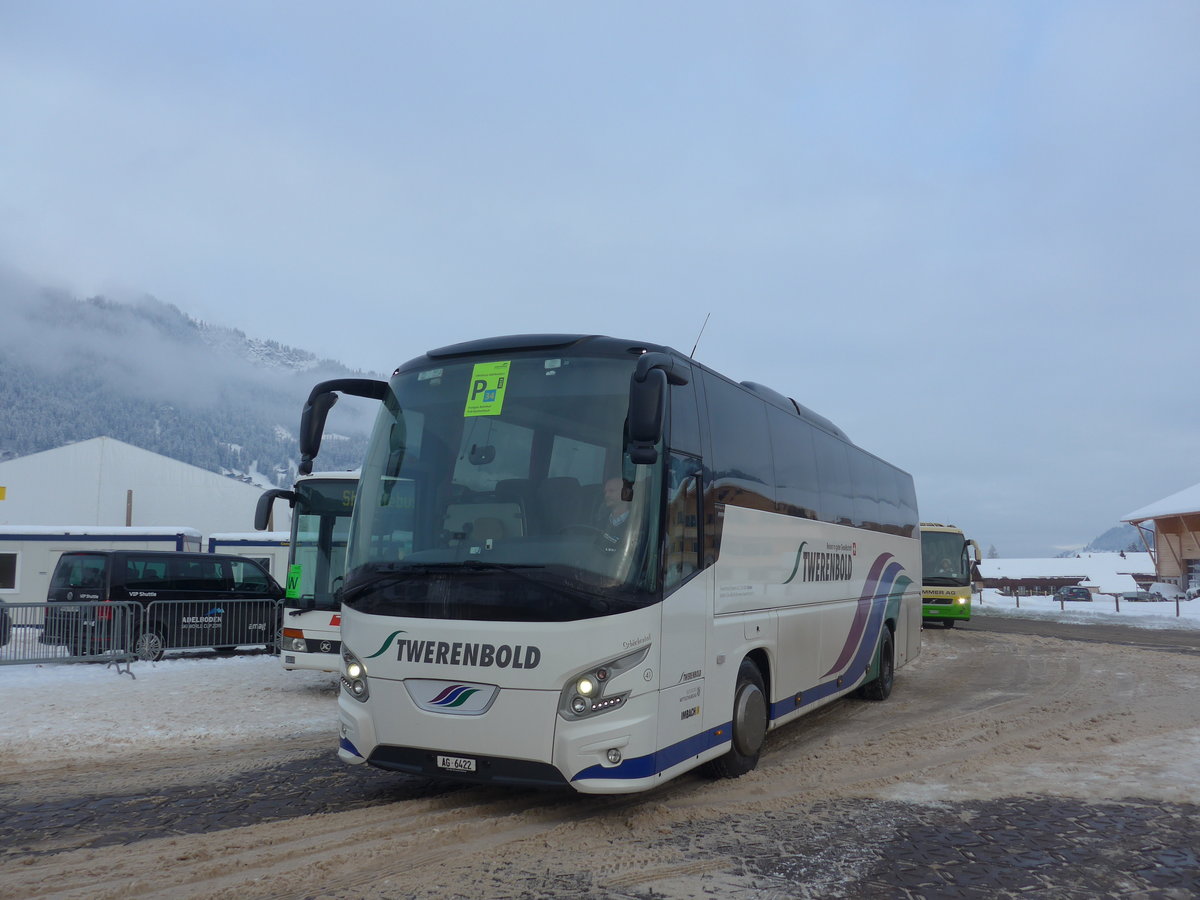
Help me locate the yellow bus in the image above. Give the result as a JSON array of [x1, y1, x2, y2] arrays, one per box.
[[920, 522, 980, 628]]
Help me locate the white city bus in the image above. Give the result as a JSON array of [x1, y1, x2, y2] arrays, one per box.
[[256, 470, 358, 672], [299, 335, 921, 794]]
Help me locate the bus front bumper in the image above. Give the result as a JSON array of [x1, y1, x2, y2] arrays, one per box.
[[336, 680, 666, 793], [922, 601, 971, 622]]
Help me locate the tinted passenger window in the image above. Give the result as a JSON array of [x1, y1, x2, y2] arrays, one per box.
[[850, 451, 880, 531], [126, 558, 169, 589], [896, 472, 919, 537], [169, 557, 227, 591], [874, 461, 906, 536], [703, 373, 774, 513], [812, 429, 853, 526], [768, 407, 820, 520], [668, 377, 701, 456]]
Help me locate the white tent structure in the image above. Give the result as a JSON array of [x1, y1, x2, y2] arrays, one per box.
[[0, 437, 286, 536]]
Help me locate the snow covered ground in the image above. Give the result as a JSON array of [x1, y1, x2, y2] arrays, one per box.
[[973, 586, 1200, 630], [2, 589, 1196, 767], [2, 653, 342, 765]]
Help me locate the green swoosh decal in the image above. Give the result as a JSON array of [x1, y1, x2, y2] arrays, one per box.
[[783, 541, 807, 585], [366, 630, 407, 658]]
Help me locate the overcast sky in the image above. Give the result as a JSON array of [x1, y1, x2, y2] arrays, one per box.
[[2, 2, 1197, 558]]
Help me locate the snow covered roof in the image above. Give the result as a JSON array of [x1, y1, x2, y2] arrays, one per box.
[[1122, 481, 1200, 522], [0, 525, 202, 537], [978, 552, 1154, 594], [0, 437, 286, 536]]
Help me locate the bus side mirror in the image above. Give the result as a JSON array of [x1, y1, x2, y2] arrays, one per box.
[[300, 393, 338, 475], [626, 353, 689, 465], [628, 369, 666, 464], [298, 378, 390, 475], [255, 489, 297, 531]]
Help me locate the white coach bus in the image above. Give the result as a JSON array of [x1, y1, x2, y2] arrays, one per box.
[[256, 470, 358, 672], [298, 335, 921, 794]]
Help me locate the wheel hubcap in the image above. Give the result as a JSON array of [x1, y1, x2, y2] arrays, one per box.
[[733, 682, 767, 756]]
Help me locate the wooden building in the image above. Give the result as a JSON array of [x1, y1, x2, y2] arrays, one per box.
[[1123, 481, 1200, 595]]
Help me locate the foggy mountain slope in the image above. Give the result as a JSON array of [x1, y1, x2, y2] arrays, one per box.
[[0, 277, 379, 486]]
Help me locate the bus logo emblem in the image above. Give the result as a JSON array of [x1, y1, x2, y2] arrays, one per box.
[[406, 679, 499, 716]]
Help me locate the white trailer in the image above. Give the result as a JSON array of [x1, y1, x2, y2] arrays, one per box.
[[0, 525, 203, 606], [206, 532, 290, 582]]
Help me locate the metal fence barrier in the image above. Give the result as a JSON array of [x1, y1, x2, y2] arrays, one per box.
[[0, 601, 139, 666], [139, 598, 282, 660], [0, 600, 283, 667]]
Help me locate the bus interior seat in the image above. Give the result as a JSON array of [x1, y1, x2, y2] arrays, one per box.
[[494, 479, 534, 523], [472, 517, 507, 541], [536, 476, 597, 533], [443, 502, 525, 545]]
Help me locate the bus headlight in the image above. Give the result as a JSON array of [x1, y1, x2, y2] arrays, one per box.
[[340, 647, 370, 702], [558, 646, 650, 720], [282, 628, 308, 653]]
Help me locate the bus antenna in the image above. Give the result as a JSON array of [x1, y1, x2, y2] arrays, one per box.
[[690, 313, 711, 358]]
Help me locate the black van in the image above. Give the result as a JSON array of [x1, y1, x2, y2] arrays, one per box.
[[45, 550, 284, 660]]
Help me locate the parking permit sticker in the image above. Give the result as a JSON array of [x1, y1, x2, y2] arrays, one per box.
[[464, 361, 511, 417], [285, 563, 303, 600]]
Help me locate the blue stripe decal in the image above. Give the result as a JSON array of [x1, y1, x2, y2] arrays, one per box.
[[572, 722, 732, 783], [573, 551, 911, 784], [339, 736, 364, 758]]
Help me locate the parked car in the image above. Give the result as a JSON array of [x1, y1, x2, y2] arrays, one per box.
[[1054, 586, 1093, 602], [44, 550, 284, 660], [1119, 590, 1164, 602]]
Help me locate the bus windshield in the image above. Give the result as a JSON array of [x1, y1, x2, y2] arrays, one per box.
[[343, 352, 663, 622], [290, 476, 356, 610], [921, 530, 970, 586]]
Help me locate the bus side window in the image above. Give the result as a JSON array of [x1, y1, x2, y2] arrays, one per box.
[[664, 453, 702, 593]]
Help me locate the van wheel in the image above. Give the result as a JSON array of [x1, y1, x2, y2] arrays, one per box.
[[704, 659, 768, 779], [135, 627, 166, 662], [859, 629, 894, 701]]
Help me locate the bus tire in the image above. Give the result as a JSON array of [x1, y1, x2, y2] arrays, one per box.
[[704, 659, 768, 779], [942, 619, 955, 629], [267, 611, 284, 654], [859, 629, 894, 701], [135, 626, 167, 662]]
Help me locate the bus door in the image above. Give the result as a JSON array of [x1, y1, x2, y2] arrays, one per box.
[[655, 453, 709, 768]]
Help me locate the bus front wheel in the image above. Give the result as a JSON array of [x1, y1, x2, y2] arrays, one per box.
[[704, 659, 768, 779], [859, 629, 894, 701]]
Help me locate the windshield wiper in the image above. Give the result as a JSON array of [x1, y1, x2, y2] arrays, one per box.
[[340, 561, 547, 602]]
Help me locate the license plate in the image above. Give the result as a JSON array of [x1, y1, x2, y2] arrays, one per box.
[[436, 754, 477, 773]]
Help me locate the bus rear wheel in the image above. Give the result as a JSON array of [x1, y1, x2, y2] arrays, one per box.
[[704, 659, 768, 779]]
